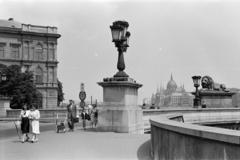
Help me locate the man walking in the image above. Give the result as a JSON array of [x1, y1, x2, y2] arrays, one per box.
[[67, 100, 76, 131]]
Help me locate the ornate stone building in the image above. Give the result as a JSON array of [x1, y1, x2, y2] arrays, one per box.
[[151, 74, 194, 107], [0, 18, 61, 108]]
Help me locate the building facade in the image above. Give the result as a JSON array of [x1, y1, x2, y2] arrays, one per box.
[[0, 18, 61, 108], [151, 74, 194, 107]]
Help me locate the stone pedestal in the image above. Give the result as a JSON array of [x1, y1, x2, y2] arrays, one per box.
[[0, 96, 11, 117], [97, 77, 143, 133], [199, 90, 235, 108]]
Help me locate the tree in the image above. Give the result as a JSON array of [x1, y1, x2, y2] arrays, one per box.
[[57, 79, 64, 106], [0, 65, 42, 109]]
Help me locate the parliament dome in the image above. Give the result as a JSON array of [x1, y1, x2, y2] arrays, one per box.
[[167, 74, 177, 91]]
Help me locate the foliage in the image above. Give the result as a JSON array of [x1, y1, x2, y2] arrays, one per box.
[[57, 79, 64, 106], [0, 64, 41, 109]]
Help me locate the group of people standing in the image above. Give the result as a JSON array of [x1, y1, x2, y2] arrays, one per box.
[[67, 100, 98, 131], [20, 104, 40, 143], [19, 99, 97, 142]]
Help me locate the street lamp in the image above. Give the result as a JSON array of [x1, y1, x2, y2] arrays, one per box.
[[0, 71, 7, 82], [110, 20, 131, 78], [192, 75, 201, 108], [0, 71, 7, 97]]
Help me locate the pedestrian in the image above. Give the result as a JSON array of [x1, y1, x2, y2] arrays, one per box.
[[81, 109, 88, 130], [29, 105, 40, 143], [93, 105, 98, 128], [90, 109, 94, 128], [67, 100, 76, 131], [19, 104, 30, 143]]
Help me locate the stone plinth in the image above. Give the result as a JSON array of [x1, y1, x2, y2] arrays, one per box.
[[0, 96, 11, 117], [97, 77, 143, 134], [199, 90, 235, 108]]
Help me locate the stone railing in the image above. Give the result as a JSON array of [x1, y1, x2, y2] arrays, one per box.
[[6, 108, 83, 119], [22, 24, 58, 34], [150, 109, 240, 160], [143, 108, 240, 131]]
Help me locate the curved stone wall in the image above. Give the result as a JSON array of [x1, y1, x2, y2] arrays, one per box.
[[150, 110, 240, 160]]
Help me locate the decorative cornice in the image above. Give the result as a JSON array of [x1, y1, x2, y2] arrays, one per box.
[[0, 58, 58, 64], [98, 77, 142, 89], [0, 28, 61, 38]]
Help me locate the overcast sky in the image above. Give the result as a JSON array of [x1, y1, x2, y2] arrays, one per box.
[[1, 0, 240, 103]]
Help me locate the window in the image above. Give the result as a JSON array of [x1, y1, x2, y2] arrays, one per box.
[[48, 43, 55, 61], [48, 67, 54, 83], [21, 65, 31, 73], [0, 43, 5, 58], [23, 41, 29, 60], [35, 44, 43, 60], [10, 44, 20, 59], [36, 66, 43, 84]]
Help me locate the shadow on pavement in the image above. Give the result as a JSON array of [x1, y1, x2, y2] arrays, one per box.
[[137, 139, 153, 160]]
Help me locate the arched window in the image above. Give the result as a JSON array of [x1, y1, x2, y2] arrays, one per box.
[[35, 44, 43, 60], [35, 66, 43, 84]]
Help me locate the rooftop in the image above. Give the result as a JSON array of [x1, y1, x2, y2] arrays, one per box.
[[0, 18, 59, 35]]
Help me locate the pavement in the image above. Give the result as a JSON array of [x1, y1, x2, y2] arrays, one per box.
[[0, 122, 152, 160], [0, 121, 56, 140]]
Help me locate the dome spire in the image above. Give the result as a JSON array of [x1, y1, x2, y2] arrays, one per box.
[[171, 73, 173, 80]]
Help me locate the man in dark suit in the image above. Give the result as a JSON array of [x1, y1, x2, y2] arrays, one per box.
[[81, 109, 88, 130], [67, 100, 76, 131]]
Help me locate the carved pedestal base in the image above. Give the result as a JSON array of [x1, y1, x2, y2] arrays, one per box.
[[199, 90, 235, 108], [97, 77, 143, 133]]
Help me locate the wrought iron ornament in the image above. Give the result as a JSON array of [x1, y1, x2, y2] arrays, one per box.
[[79, 83, 86, 108]]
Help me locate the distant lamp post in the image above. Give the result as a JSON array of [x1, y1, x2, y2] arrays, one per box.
[[0, 71, 7, 97], [192, 76, 201, 108], [0, 71, 7, 82], [110, 20, 131, 78]]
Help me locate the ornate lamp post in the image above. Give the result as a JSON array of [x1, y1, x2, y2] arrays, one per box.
[[97, 21, 143, 133], [110, 20, 131, 78], [192, 75, 201, 108]]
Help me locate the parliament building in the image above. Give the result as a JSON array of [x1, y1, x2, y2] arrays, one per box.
[[151, 74, 194, 107], [0, 18, 61, 108]]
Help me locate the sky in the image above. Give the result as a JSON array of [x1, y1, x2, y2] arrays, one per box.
[[1, 0, 240, 104]]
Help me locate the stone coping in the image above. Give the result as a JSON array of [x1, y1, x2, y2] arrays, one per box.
[[0, 117, 65, 122], [98, 81, 142, 88], [7, 108, 73, 111], [199, 90, 236, 96], [150, 114, 240, 145], [144, 107, 240, 113]]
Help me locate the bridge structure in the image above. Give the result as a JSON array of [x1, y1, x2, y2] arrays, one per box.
[[3, 107, 240, 160], [143, 108, 240, 133], [4, 107, 240, 132], [149, 108, 240, 160]]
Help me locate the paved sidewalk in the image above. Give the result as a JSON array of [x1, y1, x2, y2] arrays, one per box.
[[0, 122, 56, 140], [0, 128, 152, 160]]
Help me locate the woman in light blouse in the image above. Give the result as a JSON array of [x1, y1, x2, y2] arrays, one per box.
[[29, 105, 40, 142]]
